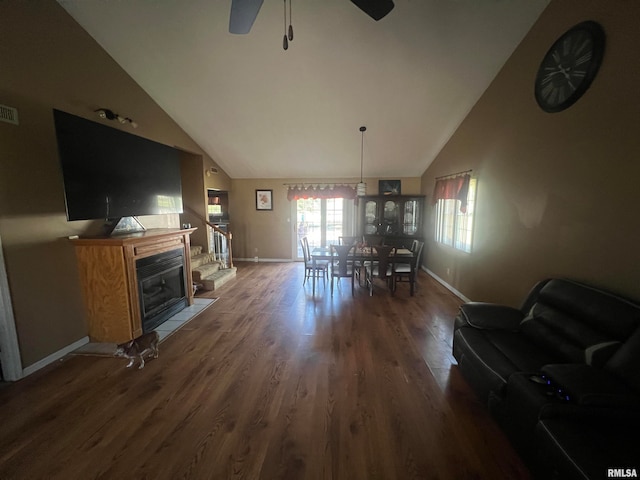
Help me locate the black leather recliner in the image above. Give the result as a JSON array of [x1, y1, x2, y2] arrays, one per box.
[[452, 278, 640, 479]]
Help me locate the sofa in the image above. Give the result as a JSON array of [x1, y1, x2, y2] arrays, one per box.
[[452, 278, 640, 479]]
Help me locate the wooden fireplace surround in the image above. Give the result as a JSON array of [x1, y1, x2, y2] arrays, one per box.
[[71, 228, 196, 343]]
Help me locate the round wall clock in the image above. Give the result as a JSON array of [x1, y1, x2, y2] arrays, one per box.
[[534, 20, 605, 113]]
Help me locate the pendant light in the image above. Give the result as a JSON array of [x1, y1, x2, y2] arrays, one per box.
[[283, 0, 293, 50], [288, 0, 294, 41], [357, 126, 367, 196], [282, 0, 288, 50]]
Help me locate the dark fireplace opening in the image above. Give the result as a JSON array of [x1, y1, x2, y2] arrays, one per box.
[[136, 249, 188, 333]]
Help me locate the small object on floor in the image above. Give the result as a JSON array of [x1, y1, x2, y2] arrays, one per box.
[[114, 331, 159, 369]]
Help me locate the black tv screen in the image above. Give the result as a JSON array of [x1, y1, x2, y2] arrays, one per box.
[[53, 109, 183, 221]]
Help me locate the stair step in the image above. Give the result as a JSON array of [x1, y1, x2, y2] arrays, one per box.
[[192, 261, 222, 282], [189, 245, 235, 292], [198, 267, 237, 291], [190, 252, 218, 269]]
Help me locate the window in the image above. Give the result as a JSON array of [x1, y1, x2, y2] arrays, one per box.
[[295, 198, 357, 259], [435, 178, 477, 253], [207, 204, 222, 216]]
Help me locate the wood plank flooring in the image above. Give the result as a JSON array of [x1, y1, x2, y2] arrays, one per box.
[[0, 262, 530, 479]]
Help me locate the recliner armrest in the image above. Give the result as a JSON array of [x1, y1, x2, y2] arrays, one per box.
[[541, 364, 640, 409], [457, 302, 524, 331]]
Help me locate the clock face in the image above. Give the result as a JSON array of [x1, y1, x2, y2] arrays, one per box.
[[534, 21, 605, 113]]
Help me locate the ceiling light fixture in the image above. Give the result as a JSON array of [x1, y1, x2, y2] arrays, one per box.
[[283, 0, 293, 50], [357, 126, 367, 196], [95, 108, 137, 128]]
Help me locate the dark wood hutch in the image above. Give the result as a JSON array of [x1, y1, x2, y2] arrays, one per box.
[[358, 195, 425, 248]]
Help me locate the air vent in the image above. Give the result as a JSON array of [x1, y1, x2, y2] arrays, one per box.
[[0, 104, 19, 125], [206, 167, 219, 176]]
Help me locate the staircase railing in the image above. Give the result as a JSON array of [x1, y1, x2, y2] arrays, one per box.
[[184, 206, 234, 268], [207, 222, 233, 268]]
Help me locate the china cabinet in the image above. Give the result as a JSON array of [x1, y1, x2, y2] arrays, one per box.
[[360, 195, 424, 248]]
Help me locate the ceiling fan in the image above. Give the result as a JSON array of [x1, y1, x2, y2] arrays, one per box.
[[229, 0, 395, 35]]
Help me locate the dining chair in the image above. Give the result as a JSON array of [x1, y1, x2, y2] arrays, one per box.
[[392, 241, 424, 296], [330, 244, 355, 296], [365, 245, 395, 296], [339, 235, 363, 281], [301, 237, 328, 286]]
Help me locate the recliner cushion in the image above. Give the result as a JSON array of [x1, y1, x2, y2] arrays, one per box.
[[453, 327, 562, 396], [487, 330, 562, 372], [536, 279, 640, 339], [516, 277, 640, 367], [520, 303, 616, 366], [457, 302, 523, 331]]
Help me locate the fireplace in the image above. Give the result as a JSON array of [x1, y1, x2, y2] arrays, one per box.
[[136, 248, 188, 333]]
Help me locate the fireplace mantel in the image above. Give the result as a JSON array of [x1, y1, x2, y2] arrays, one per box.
[[71, 228, 196, 343]]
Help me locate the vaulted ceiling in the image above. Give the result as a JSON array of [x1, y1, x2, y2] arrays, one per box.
[[58, 0, 549, 179]]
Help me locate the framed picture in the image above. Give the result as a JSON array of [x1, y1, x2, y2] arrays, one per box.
[[379, 179, 401, 195], [256, 189, 273, 210]]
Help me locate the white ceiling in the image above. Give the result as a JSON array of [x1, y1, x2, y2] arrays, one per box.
[[58, 0, 549, 179]]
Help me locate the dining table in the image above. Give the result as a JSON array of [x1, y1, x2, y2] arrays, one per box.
[[310, 245, 413, 296]]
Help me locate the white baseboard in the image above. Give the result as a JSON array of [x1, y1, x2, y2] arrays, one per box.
[[22, 336, 90, 377], [423, 267, 471, 303], [235, 258, 294, 263]]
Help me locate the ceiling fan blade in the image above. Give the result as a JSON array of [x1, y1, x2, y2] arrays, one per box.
[[229, 0, 264, 34], [350, 0, 394, 21]]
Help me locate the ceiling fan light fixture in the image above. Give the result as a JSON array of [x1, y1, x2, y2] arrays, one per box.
[[350, 0, 395, 21], [229, 0, 264, 34]]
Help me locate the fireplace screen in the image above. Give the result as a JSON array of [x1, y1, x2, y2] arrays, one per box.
[[136, 249, 188, 332]]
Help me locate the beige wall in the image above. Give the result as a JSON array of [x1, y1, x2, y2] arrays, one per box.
[[0, 1, 228, 368], [230, 177, 421, 260], [421, 0, 640, 306], [181, 152, 232, 252]]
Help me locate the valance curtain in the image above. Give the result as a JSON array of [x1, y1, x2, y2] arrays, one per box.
[[431, 174, 471, 213], [287, 185, 357, 201]]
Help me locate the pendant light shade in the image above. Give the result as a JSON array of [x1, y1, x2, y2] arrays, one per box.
[[283, 0, 293, 50], [282, 0, 289, 50], [357, 126, 367, 196]]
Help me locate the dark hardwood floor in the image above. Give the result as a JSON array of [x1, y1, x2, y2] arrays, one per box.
[[0, 262, 530, 479]]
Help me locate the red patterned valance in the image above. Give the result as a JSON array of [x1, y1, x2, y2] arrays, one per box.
[[432, 174, 471, 213], [287, 184, 356, 201]]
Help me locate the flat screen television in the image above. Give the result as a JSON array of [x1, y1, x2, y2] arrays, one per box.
[[53, 109, 183, 221]]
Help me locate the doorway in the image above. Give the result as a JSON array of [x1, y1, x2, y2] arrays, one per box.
[[292, 197, 357, 260], [206, 190, 229, 223]]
